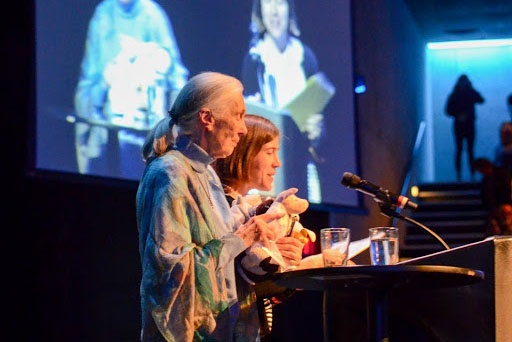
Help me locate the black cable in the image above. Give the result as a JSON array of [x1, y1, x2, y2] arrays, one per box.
[[379, 204, 450, 250]]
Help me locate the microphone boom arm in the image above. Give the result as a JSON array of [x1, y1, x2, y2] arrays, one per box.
[[379, 203, 450, 250]]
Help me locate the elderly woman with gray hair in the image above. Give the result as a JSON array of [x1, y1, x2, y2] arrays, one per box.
[[137, 72, 284, 341]]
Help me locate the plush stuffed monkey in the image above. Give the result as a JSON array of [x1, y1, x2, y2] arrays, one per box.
[[241, 189, 316, 275]]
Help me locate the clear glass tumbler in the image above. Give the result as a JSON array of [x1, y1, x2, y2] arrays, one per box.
[[320, 228, 350, 267]]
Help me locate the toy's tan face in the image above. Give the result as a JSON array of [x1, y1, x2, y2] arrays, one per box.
[[282, 194, 309, 215]]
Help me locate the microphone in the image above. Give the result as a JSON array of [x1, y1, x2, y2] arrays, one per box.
[[341, 172, 418, 211]]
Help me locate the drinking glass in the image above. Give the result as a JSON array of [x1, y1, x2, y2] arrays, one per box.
[[369, 227, 399, 265], [320, 228, 350, 267]]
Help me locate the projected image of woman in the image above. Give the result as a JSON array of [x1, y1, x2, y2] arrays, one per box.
[[74, 0, 188, 180], [243, 0, 317, 114], [241, 0, 329, 203]]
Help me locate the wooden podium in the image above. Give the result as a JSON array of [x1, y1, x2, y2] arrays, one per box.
[[267, 236, 510, 342], [273, 265, 483, 342], [396, 236, 512, 342], [320, 236, 511, 341]]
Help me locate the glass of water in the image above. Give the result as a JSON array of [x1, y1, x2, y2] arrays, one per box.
[[369, 227, 399, 265], [320, 228, 350, 267]]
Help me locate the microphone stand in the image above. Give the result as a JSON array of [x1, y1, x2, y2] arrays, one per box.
[[378, 203, 450, 250]]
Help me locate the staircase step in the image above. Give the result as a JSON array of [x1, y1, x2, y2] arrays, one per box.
[[412, 210, 487, 220], [417, 195, 481, 203], [403, 182, 488, 259], [401, 241, 471, 251], [418, 198, 482, 205], [416, 189, 481, 201], [414, 201, 484, 212], [405, 232, 486, 243], [407, 218, 487, 228], [400, 245, 451, 258], [401, 244, 447, 250], [417, 182, 481, 192], [406, 223, 487, 235], [406, 230, 486, 238]]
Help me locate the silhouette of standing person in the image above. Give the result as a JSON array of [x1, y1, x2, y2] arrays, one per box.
[[445, 74, 485, 181]]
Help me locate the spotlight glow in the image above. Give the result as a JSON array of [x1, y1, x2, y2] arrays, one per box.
[[427, 39, 512, 50], [410, 186, 419, 198]]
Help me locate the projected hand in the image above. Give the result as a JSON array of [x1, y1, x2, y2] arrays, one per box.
[[304, 113, 324, 141], [118, 34, 144, 59], [103, 61, 124, 86]]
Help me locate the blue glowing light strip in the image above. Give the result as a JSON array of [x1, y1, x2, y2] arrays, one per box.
[[354, 85, 366, 94], [427, 39, 512, 50]]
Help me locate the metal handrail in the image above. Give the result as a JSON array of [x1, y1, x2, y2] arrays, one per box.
[[392, 120, 426, 225]]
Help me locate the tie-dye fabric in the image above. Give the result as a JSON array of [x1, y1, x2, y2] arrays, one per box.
[[137, 136, 260, 342]]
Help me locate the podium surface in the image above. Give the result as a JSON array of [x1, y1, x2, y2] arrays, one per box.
[[273, 265, 483, 291], [272, 265, 484, 342]]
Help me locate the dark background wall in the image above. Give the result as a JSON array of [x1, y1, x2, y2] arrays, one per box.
[[333, 0, 425, 242], [7, 0, 423, 341]]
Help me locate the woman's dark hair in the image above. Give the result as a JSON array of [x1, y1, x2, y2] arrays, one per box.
[[215, 114, 279, 187], [453, 74, 472, 93]]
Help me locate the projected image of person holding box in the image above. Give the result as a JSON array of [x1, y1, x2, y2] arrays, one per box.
[[241, 0, 336, 204], [74, 0, 188, 179]]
